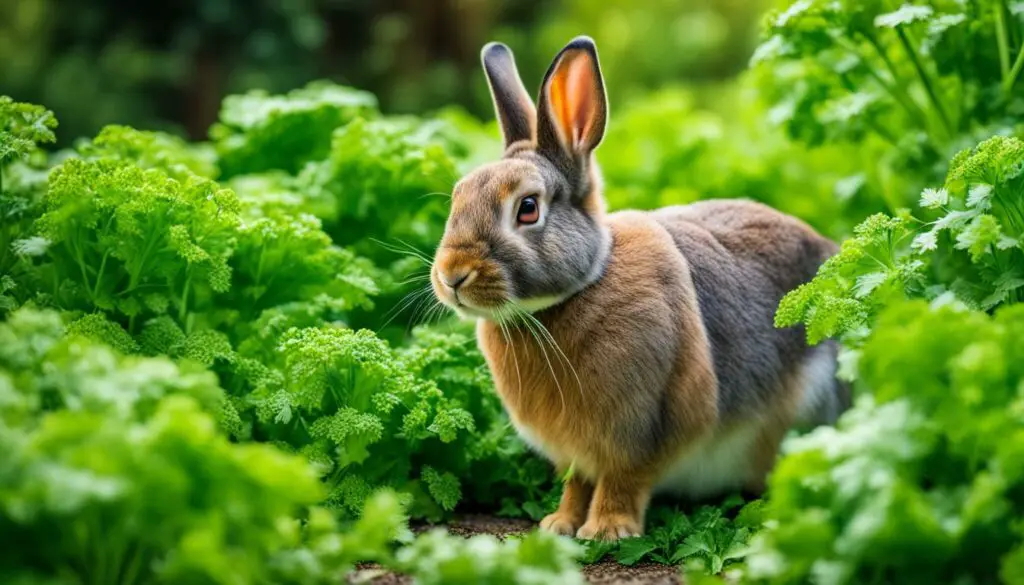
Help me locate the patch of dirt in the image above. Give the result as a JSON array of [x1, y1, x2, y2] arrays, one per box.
[[583, 561, 681, 585], [346, 514, 681, 585], [348, 565, 412, 585], [420, 513, 534, 538]]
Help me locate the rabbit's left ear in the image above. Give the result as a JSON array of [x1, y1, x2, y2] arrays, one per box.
[[481, 42, 536, 149], [536, 36, 608, 162]]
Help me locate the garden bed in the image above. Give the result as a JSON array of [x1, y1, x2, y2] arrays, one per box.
[[348, 515, 682, 585]]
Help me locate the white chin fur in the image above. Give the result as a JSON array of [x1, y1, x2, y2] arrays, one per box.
[[511, 295, 567, 313], [452, 296, 567, 322]]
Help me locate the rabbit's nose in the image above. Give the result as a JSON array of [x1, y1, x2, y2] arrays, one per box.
[[442, 270, 471, 290]]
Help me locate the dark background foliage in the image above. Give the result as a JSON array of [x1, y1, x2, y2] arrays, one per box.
[[0, 0, 770, 146]]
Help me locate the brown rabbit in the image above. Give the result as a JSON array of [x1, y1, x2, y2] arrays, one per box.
[[430, 36, 850, 540]]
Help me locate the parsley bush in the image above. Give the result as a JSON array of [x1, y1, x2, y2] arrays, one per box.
[[0, 93, 577, 583], [747, 300, 1024, 585]]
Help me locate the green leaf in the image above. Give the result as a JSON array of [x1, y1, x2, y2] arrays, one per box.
[[920, 187, 949, 209], [614, 537, 658, 566], [874, 4, 934, 28], [421, 465, 462, 512], [580, 539, 618, 564]]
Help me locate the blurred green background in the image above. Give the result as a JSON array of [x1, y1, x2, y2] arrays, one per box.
[[6, 0, 896, 242], [0, 0, 771, 146]]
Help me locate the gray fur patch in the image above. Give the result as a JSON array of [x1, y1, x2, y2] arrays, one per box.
[[651, 201, 837, 421]]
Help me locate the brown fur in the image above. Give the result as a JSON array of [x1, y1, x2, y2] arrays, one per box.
[[464, 203, 838, 539]]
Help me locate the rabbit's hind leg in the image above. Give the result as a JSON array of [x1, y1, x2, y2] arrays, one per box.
[[745, 342, 847, 494]]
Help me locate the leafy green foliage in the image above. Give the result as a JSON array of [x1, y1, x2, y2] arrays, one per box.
[[218, 93, 472, 338], [775, 212, 924, 345], [83, 124, 219, 179], [752, 0, 1024, 206], [296, 115, 458, 260], [0, 306, 382, 585], [0, 304, 574, 584], [581, 498, 763, 572], [923, 135, 1024, 308], [37, 158, 240, 326], [776, 134, 1024, 352], [0, 87, 551, 534], [247, 325, 473, 517], [226, 208, 380, 326], [230, 322, 556, 522], [598, 83, 892, 238], [211, 81, 377, 178], [0, 95, 56, 170], [748, 300, 1024, 585], [0, 96, 57, 308]]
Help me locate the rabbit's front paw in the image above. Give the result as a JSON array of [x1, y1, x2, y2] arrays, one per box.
[[576, 514, 642, 541], [539, 511, 581, 536]]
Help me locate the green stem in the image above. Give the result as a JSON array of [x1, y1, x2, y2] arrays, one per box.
[[119, 542, 144, 585], [998, 190, 1024, 233], [178, 270, 192, 328], [121, 235, 158, 297], [1004, 44, 1024, 95], [996, 1, 1011, 79], [255, 244, 266, 285], [0, 235, 9, 274], [838, 72, 901, 146], [853, 33, 932, 133], [70, 242, 93, 302], [896, 27, 954, 138], [89, 511, 109, 585], [92, 249, 112, 299]]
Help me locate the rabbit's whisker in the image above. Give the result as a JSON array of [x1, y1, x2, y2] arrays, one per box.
[[496, 318, 522, 401], [513, 307, 584, 401], [397, 272, 433, 286], [426, 298, 451, 328], [392, 238, 436, 264], [418, 191, 452, 200], [496, 308, 525, 400], [504, 305, 566, 416], [410, 288, 442, 329], [377, 285, 434, 333], [370, 237, 435, 266]]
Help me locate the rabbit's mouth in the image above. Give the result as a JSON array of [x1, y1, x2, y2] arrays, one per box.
[[430, 263, 510, 320], [442, 296, 510, 321], [445, 295, 569, 323]]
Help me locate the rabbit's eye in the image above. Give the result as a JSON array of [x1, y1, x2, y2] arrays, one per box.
[[516, 196, 540, 225]]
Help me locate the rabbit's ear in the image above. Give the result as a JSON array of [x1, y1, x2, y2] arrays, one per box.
[[536, 36, 607, 163], [481, 42, 536, 149]]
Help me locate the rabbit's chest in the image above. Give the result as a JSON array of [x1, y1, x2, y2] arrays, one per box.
[[508, 413, 574, 465], [476, 320, 601, 469], [491, 368, 596, 469]]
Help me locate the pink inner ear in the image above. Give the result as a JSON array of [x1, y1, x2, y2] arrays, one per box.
[[549, 50, 599, 151], [566, 57, 596, 147]]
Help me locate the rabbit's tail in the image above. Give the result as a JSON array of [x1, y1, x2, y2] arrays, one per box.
[[794, 340, 850, 428]]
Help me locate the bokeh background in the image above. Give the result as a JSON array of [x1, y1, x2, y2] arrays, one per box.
[[1, 0, 769, 146]]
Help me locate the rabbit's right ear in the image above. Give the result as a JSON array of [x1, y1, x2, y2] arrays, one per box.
[[481, 42, 536, 149]]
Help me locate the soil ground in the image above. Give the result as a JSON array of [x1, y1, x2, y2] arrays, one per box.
[[346, 514, 681, 585]]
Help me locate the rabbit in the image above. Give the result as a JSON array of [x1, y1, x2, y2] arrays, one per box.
[[429, 36, 851, 541]]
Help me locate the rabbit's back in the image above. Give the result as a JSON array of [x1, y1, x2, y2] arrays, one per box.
[[647, 199, 845, 425]]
